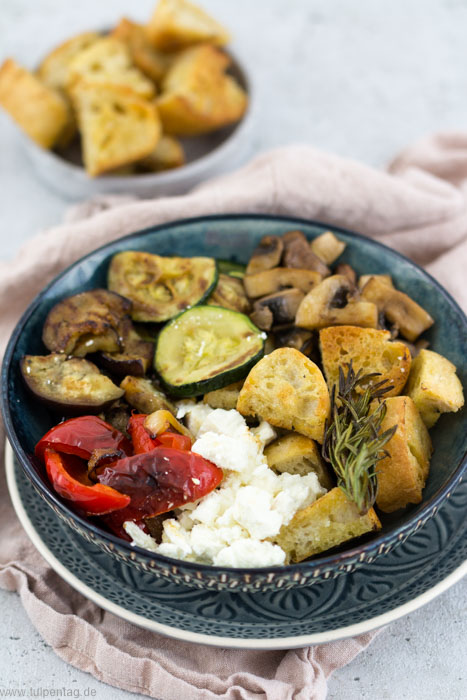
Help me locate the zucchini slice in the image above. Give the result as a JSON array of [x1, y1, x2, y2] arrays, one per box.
[[155, 305, 265, 396], [217, 260, 246, 278], [107, 251, 218, 322]]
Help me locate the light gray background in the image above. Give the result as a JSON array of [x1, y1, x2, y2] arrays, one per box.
[[0, 1, 466, 698]]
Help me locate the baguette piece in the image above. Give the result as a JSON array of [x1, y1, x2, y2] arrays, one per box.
[[147, 0, 230, 51], [112, 18, 171, 83], [319, 325, 411, 397], [203, 380, 243, 410], [236, 348, 330, 442], [37, 31, 101, 92], [67, 37, 156, 99], [72, 83, 161, 176], [138, 134, 185, 171], [157, 44, 247, 135], [273, 487, 381, 563], [0, 59, 70, 148], [371, 396, 432, 512], [265, 433, 334, 490], [404, 349, 464, 428]]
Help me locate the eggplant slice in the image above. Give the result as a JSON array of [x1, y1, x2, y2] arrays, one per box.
[[120, 375, 175, 414], [97, 318, 154, 378], [42, 289, 131, 356], [21, 354, 124, 414], [108, 251, 217, 322]]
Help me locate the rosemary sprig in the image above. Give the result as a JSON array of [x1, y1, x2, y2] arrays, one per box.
[[322, 362, 398, 515]]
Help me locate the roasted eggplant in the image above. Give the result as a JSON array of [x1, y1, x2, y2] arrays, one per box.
[[107, 251, 217, 322], [207, 273, 251, 313], [120, 375, 175, 414], [282, 231, 330, 277], [97, 319, 154, 378], [42, 289, 131, 356], [21, 354, 124, 413], [245, 235, 283, 275]]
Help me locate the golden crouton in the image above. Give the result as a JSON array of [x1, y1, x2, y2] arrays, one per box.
[[310, 231, 346, 265], [67, 37, 156, 100], [273, 487, 381, 563], [295, 275, 379, 330], [147, 0, 230, 51], [203, 380, 244, 410], [138, 134, 185, 171], [0, 59, 71, 149], [264, 433, 334, 490], [37, 31, 101, 91], [157, 44, 248, 135], [236, 348, 330, 443], [360, 276, 434, 341], [404, 349, 464, 428], [371, 396, 432, 512], [319, 325, 411, 397], [72, 83, 161, 176], [112, 18, 171, 83]]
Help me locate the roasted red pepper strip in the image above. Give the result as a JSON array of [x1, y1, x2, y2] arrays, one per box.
[[98, 447, 223, 527], [44, 448, 131, 515], [156, 432, 192, 451], [128, 414, 159, 454], [36, 416, 132, 462]]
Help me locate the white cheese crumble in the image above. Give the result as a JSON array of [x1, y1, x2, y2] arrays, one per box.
[[124, 405, 326, 568]]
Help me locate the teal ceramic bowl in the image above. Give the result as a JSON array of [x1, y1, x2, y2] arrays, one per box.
[[2, 214, 466, 593]]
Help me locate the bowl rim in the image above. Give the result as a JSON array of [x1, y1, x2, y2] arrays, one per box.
[[24, 46, 256, 187], [2, 212, 466, 577]]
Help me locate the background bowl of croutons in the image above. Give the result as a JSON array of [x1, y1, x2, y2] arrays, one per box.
[[0, 0, 255, 199], [2, 214, 466, 593]]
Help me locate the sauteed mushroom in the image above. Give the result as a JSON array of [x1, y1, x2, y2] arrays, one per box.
[[310, 231, 346, 265], [282, 231, 330, 277], [245, 235, 283, 275], [251, 288, 304, 329], [243, 268, 321, 298]]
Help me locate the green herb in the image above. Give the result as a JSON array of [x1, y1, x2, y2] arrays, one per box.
[[322, 362, 398, 515]]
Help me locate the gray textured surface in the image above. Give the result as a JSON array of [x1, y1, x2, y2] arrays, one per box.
[[0, 0, 466, 698]]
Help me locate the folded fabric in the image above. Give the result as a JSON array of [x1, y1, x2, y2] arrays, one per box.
[[1, 133, 466, 700]]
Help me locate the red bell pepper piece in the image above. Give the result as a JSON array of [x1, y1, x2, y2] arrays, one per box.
[[35, 416, 132, 462], [128, 414, 159, 454], [44, 448, 131, 515], [98, 447, 223, 527], [156, 432, 192, 451]]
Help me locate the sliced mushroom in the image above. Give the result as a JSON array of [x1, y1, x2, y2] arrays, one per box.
[[120, 375, 175, 414], [282, 231, 330, 277], [207, 274, 251, 313], [21, 353, 124, 414], [335, 263, 357, 287], [252, 288, 304, 329], [295, 275, 379, 330], [358, 273, 393, 290], [310, 231, 346, 265], [250, 305, 274, 331], [243, 268, 321, 298], [245, 235, 283, 275], [42, 289, 131, 356], [273, 326, 314, 355], [360, 276, 434, 341], [97, 319, 154, 378]]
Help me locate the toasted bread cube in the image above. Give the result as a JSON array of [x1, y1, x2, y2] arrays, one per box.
[[112, 19, 171, 83], [360, 276, 433, 342], [203, 380, 243, 410], [72, 83, 161, 176], [138, 134, 185, 171], [67, 37, 156, 100], [37, 32, 101, 91], [147, 0, 230, 51], [371, 396, 432, 512], [236, 348, 330, 443], [273, 487, 381, 563], [265, 433, 334, 490], [157, 44, 247, 135], [0, 59, 70, 149], [404, 349, 464, 428], [319, 325, 411, 397], [295, 275, 379, 330], [310, 231, 346, 265]]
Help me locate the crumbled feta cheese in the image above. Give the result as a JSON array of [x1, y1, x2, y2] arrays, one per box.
[[214, 539, 286, 568], [176, 402, 213, 434], [123, 521, 159, 552], [251, 420, 277, 447]]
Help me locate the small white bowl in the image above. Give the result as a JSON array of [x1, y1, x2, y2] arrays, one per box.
[[22, 49, 256, 200]]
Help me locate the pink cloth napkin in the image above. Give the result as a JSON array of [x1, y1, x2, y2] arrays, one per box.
[[1, 133, 467, 699]]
